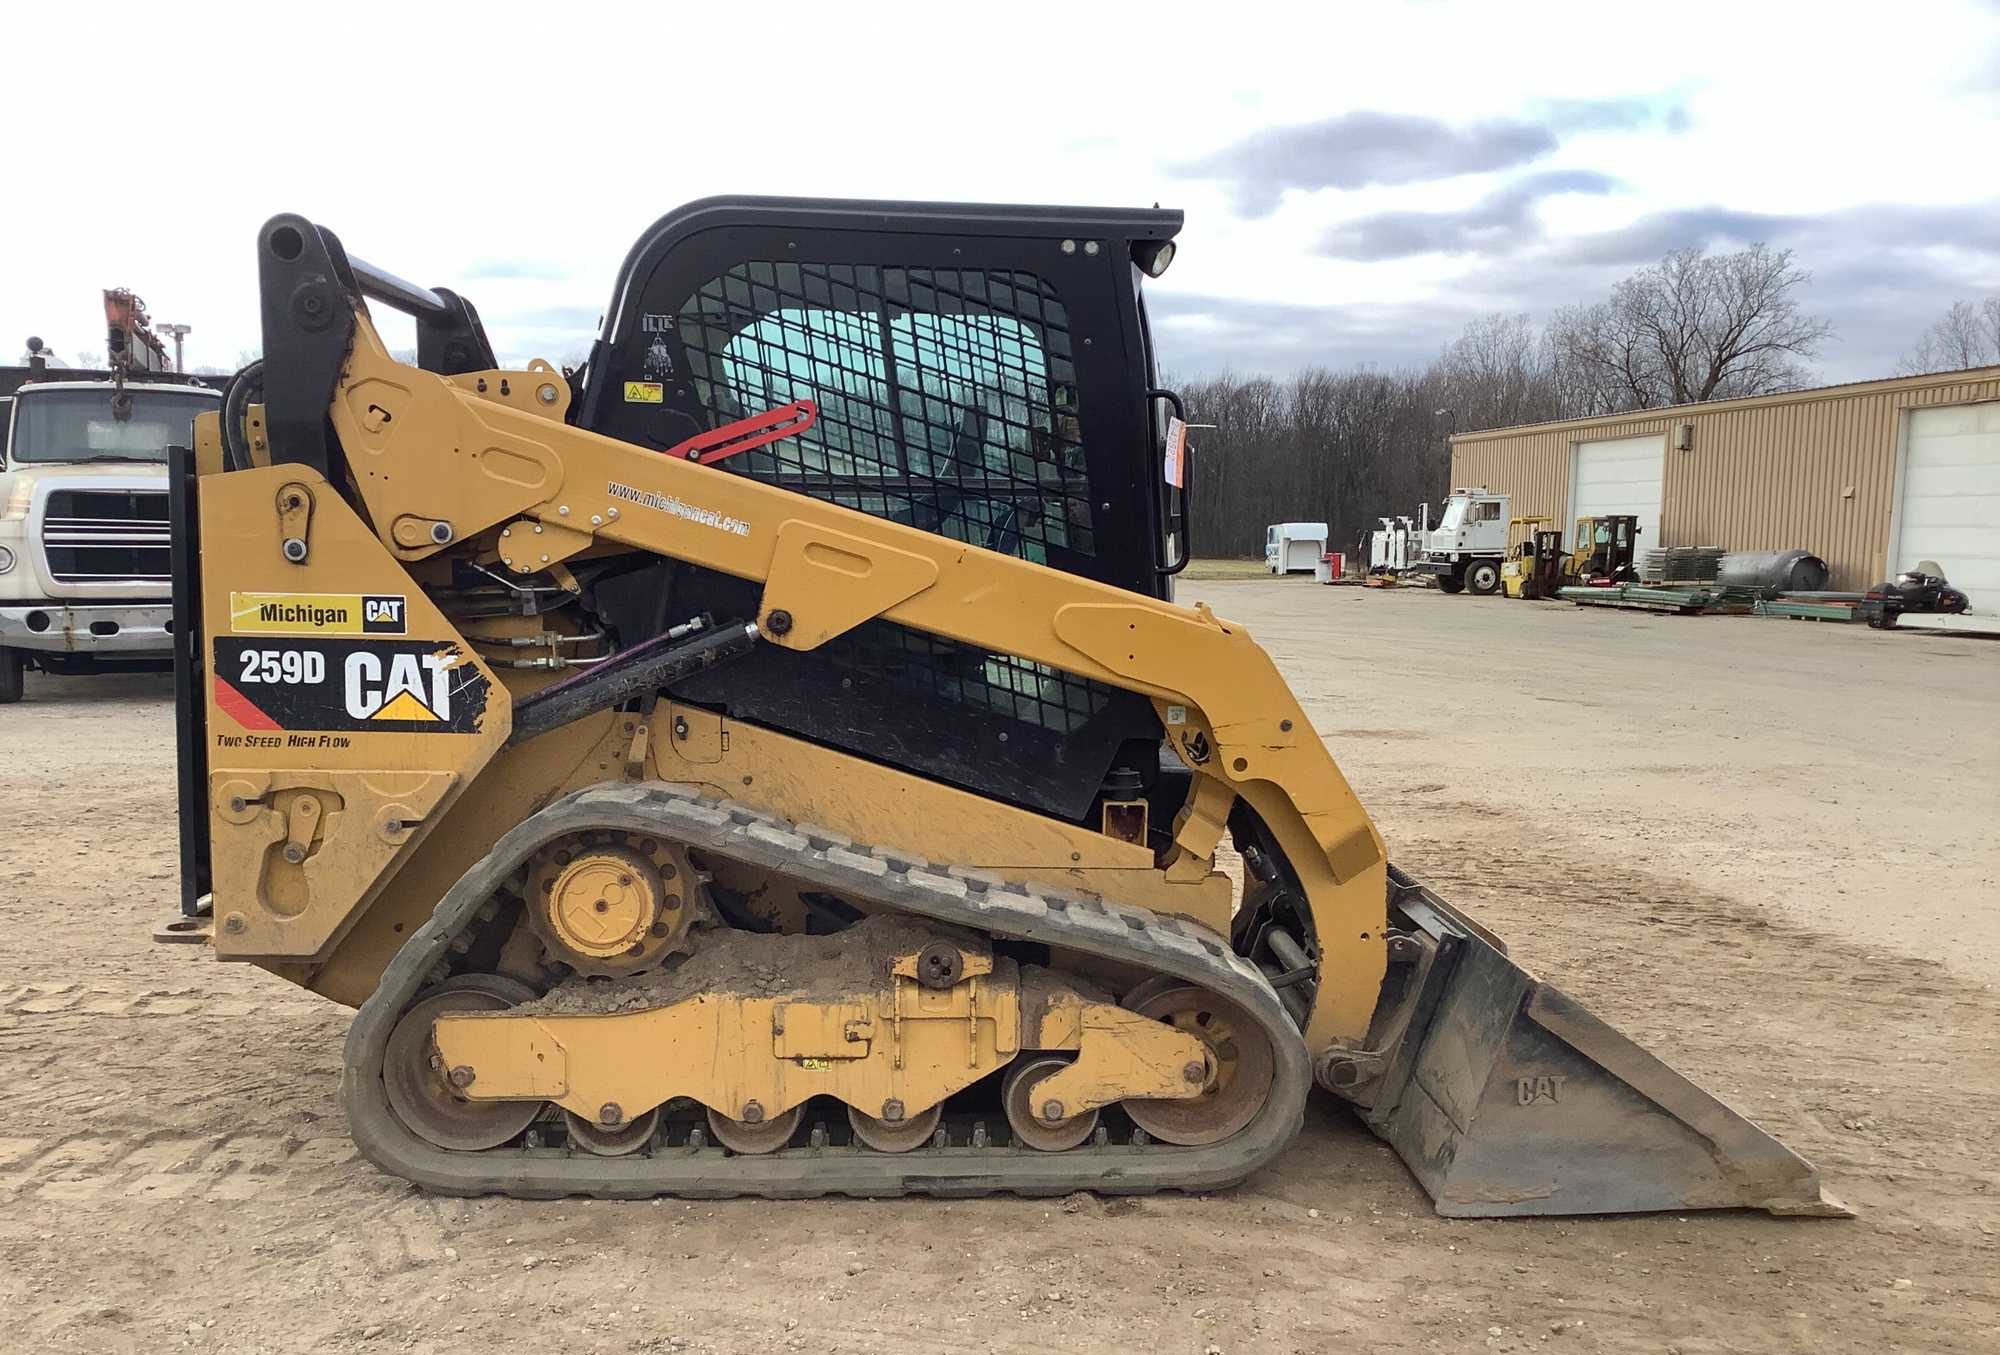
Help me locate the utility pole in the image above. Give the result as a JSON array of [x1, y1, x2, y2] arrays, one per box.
[[158, 322, 192, 373]]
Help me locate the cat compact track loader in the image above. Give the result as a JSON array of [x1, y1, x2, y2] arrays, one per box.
[[165, 200, 1846, 1216]]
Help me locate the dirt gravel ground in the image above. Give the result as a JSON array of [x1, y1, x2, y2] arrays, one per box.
[[1, 581, 1995, 1354]]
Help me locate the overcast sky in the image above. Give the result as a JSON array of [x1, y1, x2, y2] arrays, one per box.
[[8, 1, 1997, 384]]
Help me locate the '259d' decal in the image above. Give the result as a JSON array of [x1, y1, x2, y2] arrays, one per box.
[[212, 638, 491, 734]]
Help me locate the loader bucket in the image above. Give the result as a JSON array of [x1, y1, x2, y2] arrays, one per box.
[[1361, 869, 1850, 1218]]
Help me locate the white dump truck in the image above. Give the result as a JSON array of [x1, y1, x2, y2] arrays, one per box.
[[1415, 486, 1510, 595], [0, 312, 222, 701]]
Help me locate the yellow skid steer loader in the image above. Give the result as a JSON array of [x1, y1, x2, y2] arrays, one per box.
[[163, 201, 1845, 1215]]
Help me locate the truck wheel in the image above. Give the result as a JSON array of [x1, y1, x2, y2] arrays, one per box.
[[1467, 561, 1502, 596], [1437, 572, 1465, 595], [0, 648, 23, 704]]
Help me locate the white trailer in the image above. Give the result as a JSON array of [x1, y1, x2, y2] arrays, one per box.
[[1265, 521, 1328, 574]]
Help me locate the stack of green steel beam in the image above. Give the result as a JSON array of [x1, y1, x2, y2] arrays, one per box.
[[1559, 585, 1887, 625], [1559, 585, 1715, 614], [1753, 598, 1867, 622]]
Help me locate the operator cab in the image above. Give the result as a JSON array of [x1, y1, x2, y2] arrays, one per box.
[[576, 197, 1188, 599], [568, 199, 1192, 822]]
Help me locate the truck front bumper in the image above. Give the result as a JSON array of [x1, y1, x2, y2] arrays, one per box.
[[0, 603, 174, 655]]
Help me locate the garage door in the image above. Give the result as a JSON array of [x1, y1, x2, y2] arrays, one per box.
[[1895, 403, 2000, 614], [1569, 435, 1665, 554]]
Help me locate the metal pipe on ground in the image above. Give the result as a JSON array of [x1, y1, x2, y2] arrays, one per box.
[[1717, 550, 1830, 592]]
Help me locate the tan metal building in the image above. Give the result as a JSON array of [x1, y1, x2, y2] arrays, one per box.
[[1449, 365, 2000, 597]]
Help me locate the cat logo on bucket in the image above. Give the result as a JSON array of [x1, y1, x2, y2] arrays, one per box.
[[344, 650, 454, 722], [1515, 1074, 1568, 1106]]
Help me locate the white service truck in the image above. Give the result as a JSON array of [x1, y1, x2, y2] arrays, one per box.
[[1415, 486, 1509, 595], [0, 369, 221, 701]]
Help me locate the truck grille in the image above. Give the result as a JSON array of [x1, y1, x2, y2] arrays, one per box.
[[41, 489, 172, 583]]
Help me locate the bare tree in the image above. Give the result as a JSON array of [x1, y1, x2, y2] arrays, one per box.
[[1432, 312, 1568, 430], [1898, 296, 2000, 374], [1182, 366, 1444, 559], [1546, 299, 1662, 414], [1548, 244, 1830, 411]]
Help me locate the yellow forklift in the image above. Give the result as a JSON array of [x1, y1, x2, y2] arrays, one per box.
[[1500, 516, 1565, 599]]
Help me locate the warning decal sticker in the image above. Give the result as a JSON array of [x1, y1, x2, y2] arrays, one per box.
[[211, 637, 491, 734], [229, 592, 409, 636], [623, 380, 665, 404]]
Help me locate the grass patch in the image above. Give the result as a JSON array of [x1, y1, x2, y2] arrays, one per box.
[[1178, 558, 1288, 581]]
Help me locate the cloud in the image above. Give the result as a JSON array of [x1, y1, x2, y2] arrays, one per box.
[[1551, 200, 1999, 267], [465, 258, 572, 281], [1782, 250, 1998, 376], [1312, 178, 1998, 272], [1317, 169, 1620, 260], [1153, 196, 2000, 383], [1553, 207, 1806, 265], [490, 304, 601, 331], [1173, 100, 1679, 216], [1535, 97, 1680, 134], [480, 304, 603, 366], [1148, 291, 1471, 377]]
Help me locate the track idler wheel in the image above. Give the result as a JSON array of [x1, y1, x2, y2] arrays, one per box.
[[1002, 1056, 1100, 1151], [383, 974, 545, 1152], [847, 1102, 943, 1153], [1120, 985, 1274, 1146], [705, 1103, 804, 1155]]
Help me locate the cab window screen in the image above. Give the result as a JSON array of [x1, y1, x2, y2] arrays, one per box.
[[677, 262, 1093, 563]]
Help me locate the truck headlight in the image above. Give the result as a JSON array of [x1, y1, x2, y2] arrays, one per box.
[[0, 481, 31, 521], [0, 544, 14, 575]]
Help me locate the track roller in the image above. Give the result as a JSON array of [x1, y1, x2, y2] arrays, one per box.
[[848, 1102, 943, 1153], [705, 1104, 804, 1155], [1002, 1057, 1100, 1151], [564, 1105, 661, 1156]]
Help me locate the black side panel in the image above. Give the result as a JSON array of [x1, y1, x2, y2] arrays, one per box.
[[169, 444, 211, 915], [591, 564, 1159, 822]]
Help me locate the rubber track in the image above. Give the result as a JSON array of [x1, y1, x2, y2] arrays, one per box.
[[341, 781, 1311, 1198]]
